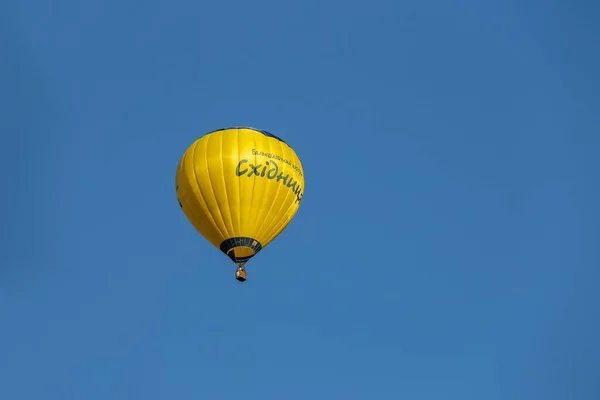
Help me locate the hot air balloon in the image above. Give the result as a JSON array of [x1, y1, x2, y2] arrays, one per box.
[[175, 127, 305, 282]]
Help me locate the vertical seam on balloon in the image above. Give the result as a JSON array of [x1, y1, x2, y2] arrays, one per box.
[[249, 132, 257, 232], [190, 140, 226, 239], [204, 133, 230, 239], [178, 151, 202, 227], [219, 131, 234, 235], [184, 144, 209, 228], [250, 134, 272, 242], [253, 136, 278, 241], [262, 145, 299, 244], [236, 128, 242, 236], [264, 147, 304, 244], [255, 138, 291, 242], [263, 141, 297, 241]]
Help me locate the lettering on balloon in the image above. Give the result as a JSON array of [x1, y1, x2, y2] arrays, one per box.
[[236, 159, 303, 204], [251, 149, 303, 177]]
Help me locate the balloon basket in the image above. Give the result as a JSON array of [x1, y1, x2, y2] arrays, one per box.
[[235, 266, 247, 282]]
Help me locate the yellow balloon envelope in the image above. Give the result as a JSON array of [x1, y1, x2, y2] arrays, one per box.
[[175, 127, 305, 281]]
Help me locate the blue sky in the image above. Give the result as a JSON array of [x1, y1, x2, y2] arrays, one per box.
[[1, 0, 599, 399]]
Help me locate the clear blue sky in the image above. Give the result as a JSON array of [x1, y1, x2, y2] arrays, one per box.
[[1, 0, 598, 399]]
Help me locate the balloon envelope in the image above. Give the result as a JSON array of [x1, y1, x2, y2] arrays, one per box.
[[175, 127, 305, 267]]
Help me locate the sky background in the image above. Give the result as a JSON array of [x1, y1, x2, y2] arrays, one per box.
[[1, 0, 599, 399]]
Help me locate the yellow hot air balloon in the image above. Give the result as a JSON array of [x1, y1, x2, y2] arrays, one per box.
[[175, 127, 305, 282]]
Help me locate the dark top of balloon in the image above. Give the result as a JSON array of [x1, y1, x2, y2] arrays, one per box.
[[206, 126, 288, 146]]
